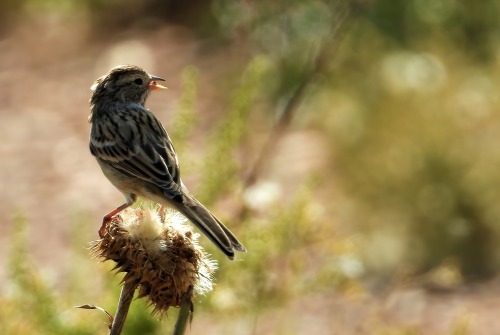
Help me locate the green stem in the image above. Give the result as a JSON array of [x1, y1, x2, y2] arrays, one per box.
[[173, 286, 194, 335]]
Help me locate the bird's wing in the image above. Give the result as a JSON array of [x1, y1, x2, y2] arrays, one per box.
[[90, 107, 182, 194]]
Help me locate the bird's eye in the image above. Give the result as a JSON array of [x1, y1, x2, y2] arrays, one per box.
[[134, 78, 143, 85]]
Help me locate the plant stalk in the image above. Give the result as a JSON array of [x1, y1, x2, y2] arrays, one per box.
[[110, 281, 137, 335], [173, 286, 194, 335]]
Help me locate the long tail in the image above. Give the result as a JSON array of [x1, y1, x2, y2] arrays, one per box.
[[171, 193, 246, 260]]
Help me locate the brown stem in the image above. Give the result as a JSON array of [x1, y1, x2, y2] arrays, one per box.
[[243, 73, 312, 188], [110, 281, 138, 335], [243, 2, 357, 190]]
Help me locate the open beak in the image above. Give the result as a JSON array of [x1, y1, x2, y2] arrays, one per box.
[[148, 75, 168, 91]]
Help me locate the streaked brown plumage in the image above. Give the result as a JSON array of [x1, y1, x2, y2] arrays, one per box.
[[88, 65, 246, 259]]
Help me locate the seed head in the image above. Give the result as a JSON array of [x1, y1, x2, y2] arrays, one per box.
[[91, 206, 218, 316]]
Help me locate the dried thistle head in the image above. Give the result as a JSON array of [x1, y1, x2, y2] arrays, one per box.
[[91, 206, 217, 315]]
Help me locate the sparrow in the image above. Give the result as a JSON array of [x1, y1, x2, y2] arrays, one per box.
[[88, 65, 246, 259]]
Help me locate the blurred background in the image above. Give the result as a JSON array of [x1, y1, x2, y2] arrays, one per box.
[[1, 0, 500, 334]]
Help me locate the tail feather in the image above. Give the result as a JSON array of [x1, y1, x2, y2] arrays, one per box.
[[216, 218, 247, 252], [172, 194, 246, 259]]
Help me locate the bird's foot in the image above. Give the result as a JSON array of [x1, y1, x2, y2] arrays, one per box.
[[98, 216, 113, 238]]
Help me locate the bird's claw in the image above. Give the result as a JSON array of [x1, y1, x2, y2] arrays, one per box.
[[99, 217, 112, 238]]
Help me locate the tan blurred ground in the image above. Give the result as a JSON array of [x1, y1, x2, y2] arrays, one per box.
[[192, 279, 500, 335]]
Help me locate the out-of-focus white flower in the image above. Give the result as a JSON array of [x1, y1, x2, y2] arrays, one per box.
[[243, 181, 282, 211]]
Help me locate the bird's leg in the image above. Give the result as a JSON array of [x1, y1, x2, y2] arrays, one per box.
[[99, 203, 131, 237], [99, 194, 137, 238]]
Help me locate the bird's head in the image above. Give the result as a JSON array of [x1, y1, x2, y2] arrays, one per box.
[[90, 65, 167, 107]]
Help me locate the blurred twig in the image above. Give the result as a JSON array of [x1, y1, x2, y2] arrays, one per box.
[[242, 1, 359, 190], [170, 66, 199, 153], [74, 304, 114, 329]]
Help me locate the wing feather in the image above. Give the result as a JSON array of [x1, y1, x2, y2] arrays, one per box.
[[90, 107, 181, 193]]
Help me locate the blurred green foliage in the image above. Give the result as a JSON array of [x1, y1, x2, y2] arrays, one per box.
[[3, 215, 98, 335], [321, 0, 500, 279], [1, 0, 499, 333], [205, 0, 500, 279]]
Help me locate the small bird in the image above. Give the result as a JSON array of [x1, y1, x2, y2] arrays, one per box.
[[88, 65, 246, 259]]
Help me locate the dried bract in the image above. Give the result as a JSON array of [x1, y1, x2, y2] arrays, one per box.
[[91, 207, 217, 315]]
